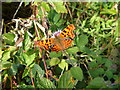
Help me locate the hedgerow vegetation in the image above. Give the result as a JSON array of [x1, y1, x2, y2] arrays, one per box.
[[1, 1, 120, 89]]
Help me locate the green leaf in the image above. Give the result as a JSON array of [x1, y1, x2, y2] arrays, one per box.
[[88, 61, 98, 68], [96, 68, 105, 75], [32, 64, 44, 78], [22, 31, 31, 51], [41, 2, 50, 11], [105, 59, 112, 68], [58, 60, 68, 70], [3, 32, 15, 45], [66, 47, 79, 54], [105, 71, 113, 79], [49, 58, 60, 66], [7, 46, 17, 52], [18, 85, 34, 88], [2, 51, 11, 61], [58, 71, 76, 88], [66, 59, 77, 66], [89, 70, 99, 78], [49, 51, 62, 58], [22, 68, 29, 78], [37, 77, 56, 88], [21, 53, 35, 66], [77, 35, 88, 48], [90, 68, 105, 78], [100, 9, 116, 15], [70, 67, 83, 81], [81, 19, 87, 28], [0, 51, 4, 59], [26, 53, 35, 66], [8, 64, 18, 75], [90, 13, 98, 25], [96, 57, 106, 65], [2, 61, 11, 70], [24, 2, 30, 6], [53, 2, 67, 13], [87, 77, 106, 88], [53, 14, 61, 24]]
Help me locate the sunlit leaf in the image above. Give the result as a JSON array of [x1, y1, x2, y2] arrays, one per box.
[[41, 2, 50, 11], [58, 71, 76, 88], [3, 32, 15, 45], [53, 2, 67, 13], [58, 60, 68, 70], [22, 68, 29, 78], [2, 61, 11, 70], [22, 31, 31, 51], [2, 51, 11, 61], [49, 58, 60, 66], [66, 47, 79, 54], [100, 9, 116, 15]]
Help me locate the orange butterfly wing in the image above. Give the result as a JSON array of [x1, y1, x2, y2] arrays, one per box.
[[35, 24, 75, 52], [34, 38, 54, 50], [51, 38, 73, 52], [59, 24, 75, 39]]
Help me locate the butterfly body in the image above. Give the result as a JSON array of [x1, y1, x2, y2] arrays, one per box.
[[35, 24, 75, 52]]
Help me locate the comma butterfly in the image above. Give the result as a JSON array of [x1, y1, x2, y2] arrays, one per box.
[[34, 24, 75, 52]]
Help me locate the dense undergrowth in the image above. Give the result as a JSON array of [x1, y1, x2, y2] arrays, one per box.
[[1, 2, 120, 89]]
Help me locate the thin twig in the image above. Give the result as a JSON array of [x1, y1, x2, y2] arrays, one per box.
[[13, 1, 23, 19], [84, 59, 92, 80], [42, 51, 49, 79], [65, 2, 72, 20], [30, 69, 35, 88], [34, 20, 40, 37], [48, 73, 59, 81]]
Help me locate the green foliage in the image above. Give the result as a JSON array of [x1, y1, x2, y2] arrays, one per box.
[[70, 67, 83, 81], [1, 2, 120, 89]]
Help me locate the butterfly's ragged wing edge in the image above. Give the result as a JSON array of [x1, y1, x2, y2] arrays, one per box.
[[34, 38, 54, 51], [59, 24, 75, 39]]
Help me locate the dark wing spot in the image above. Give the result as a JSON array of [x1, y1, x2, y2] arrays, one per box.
[[46, 39, 48, 43], [66, 27, 70, 30], [63, 30, 67, 33], [41, 40, 44, 43], [61, 32, 64, 35], [64, 35, 66, 37]]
